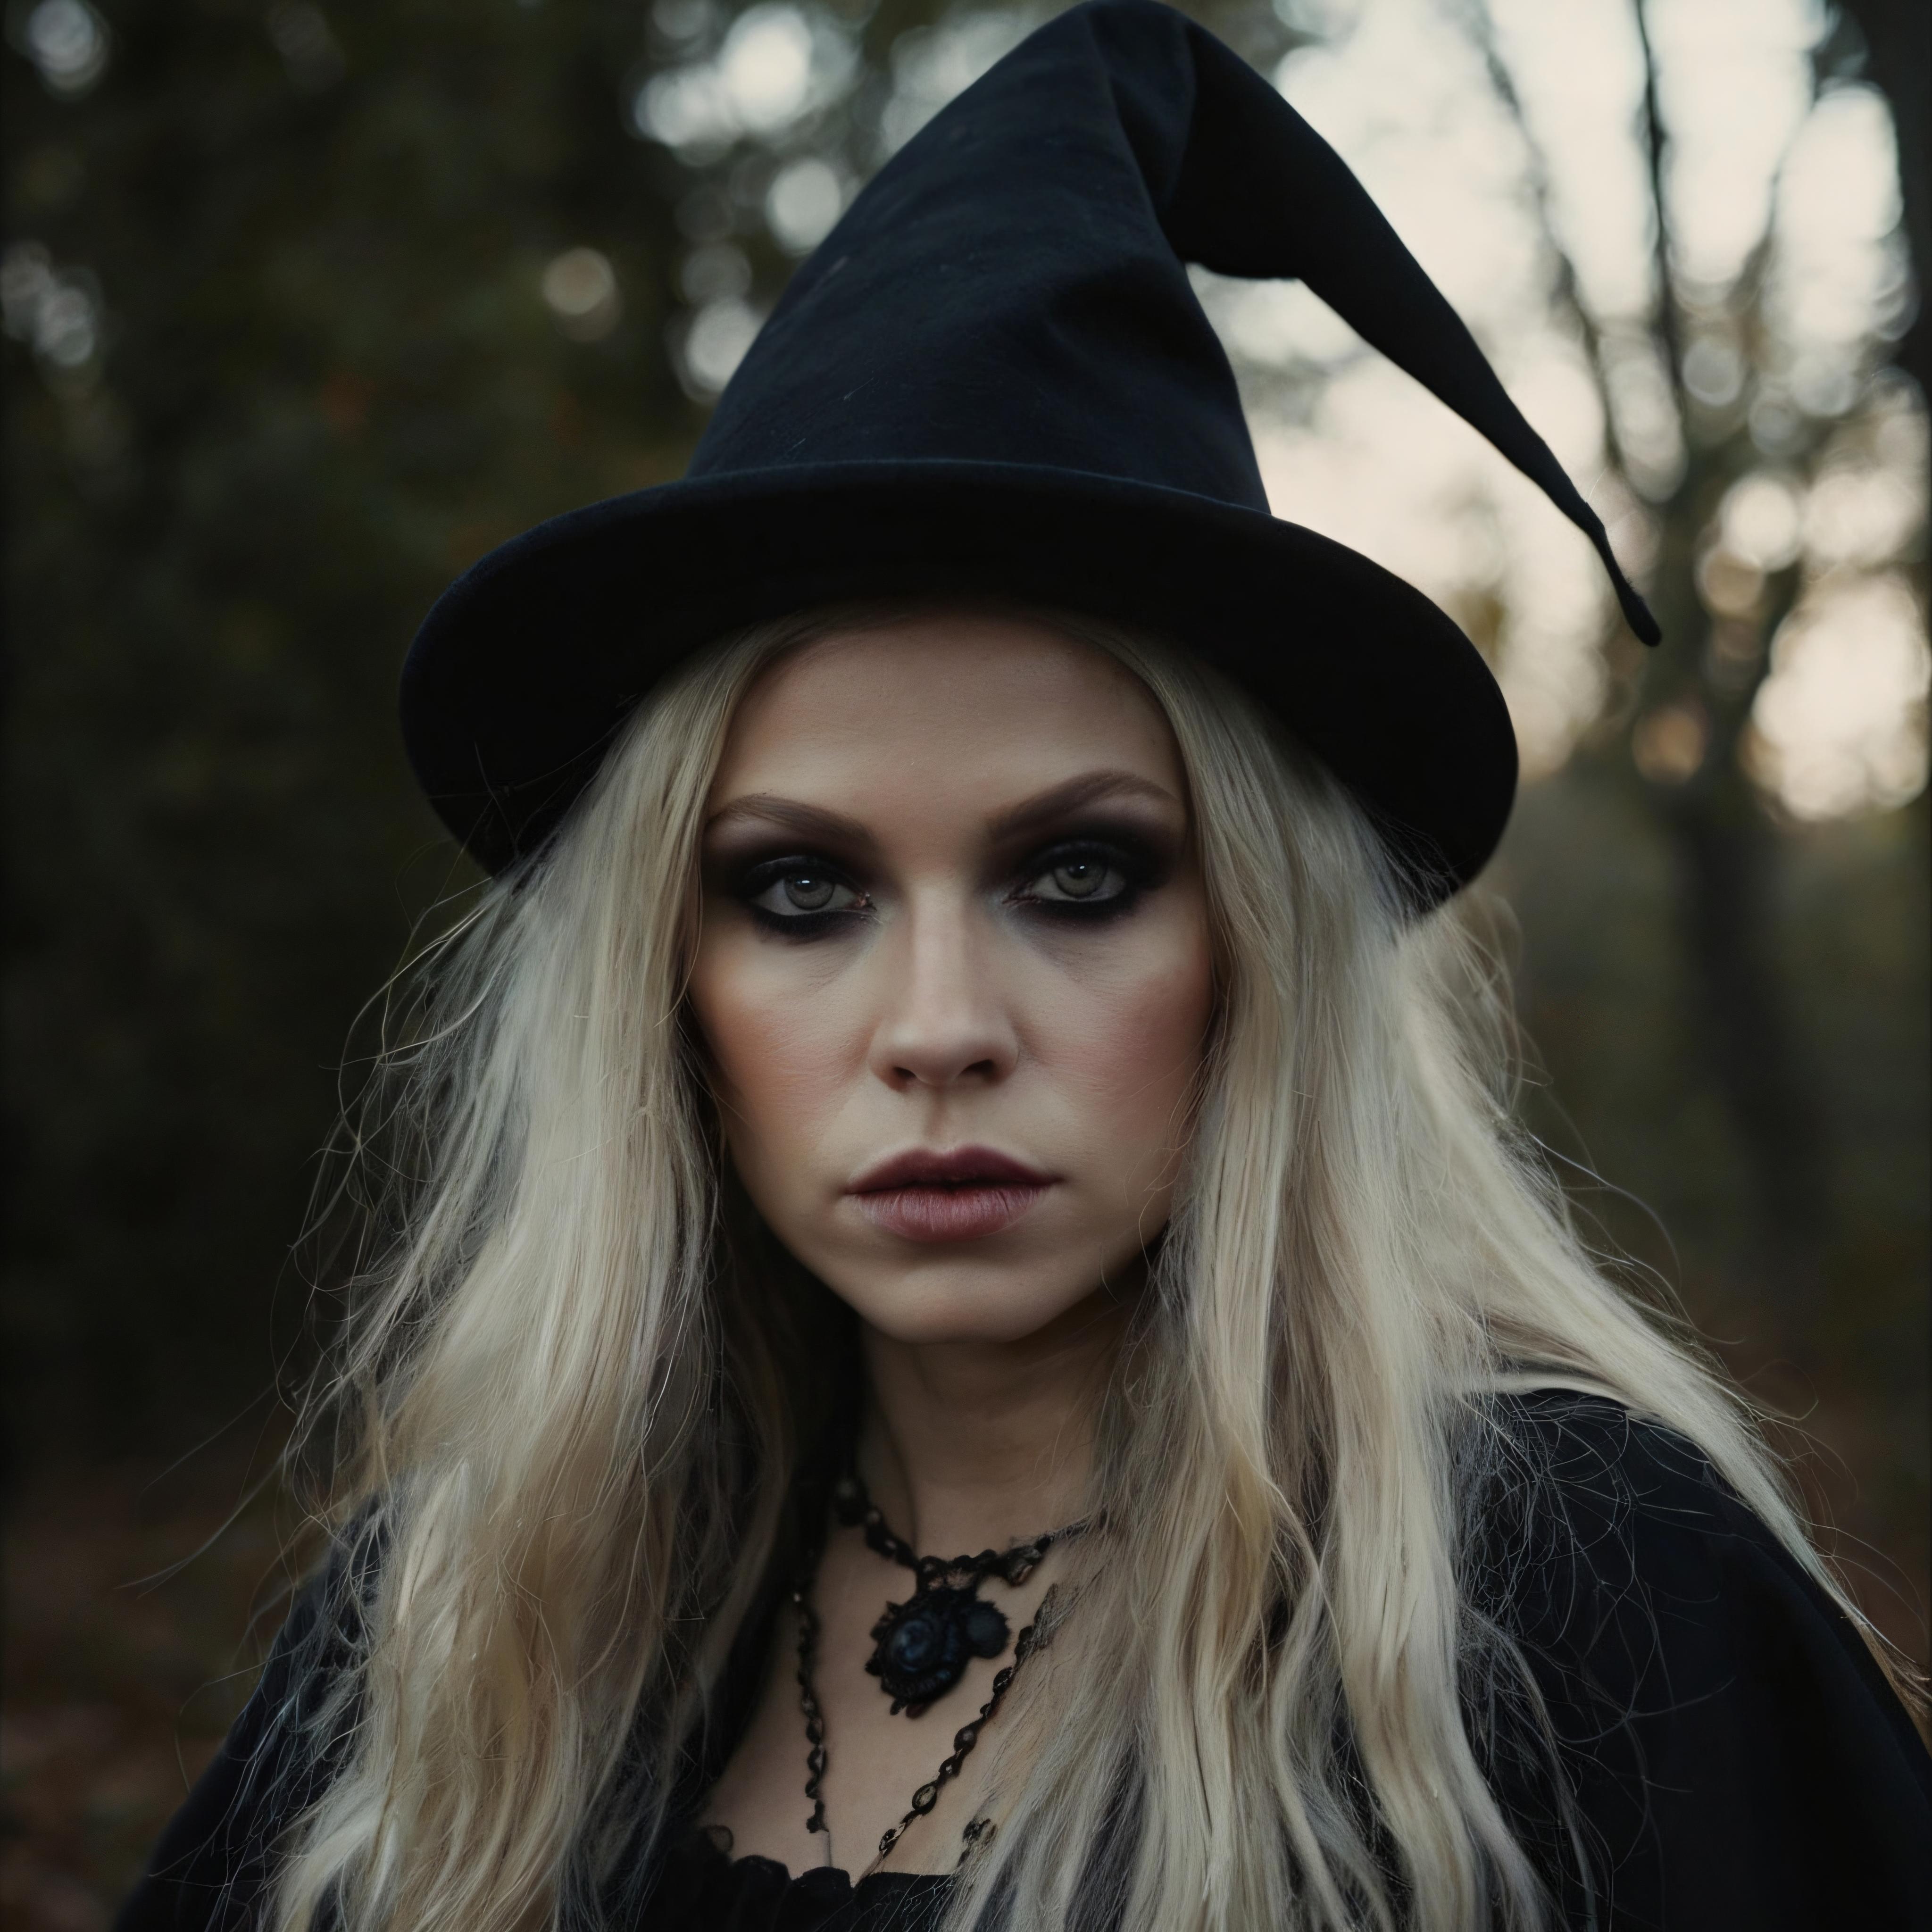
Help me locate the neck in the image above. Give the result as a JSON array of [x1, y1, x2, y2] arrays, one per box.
[[855, 1286, 1127, 1557]]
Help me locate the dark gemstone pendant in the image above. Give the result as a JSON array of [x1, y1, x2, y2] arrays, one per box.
[[865, 1583, 1011, 1714]]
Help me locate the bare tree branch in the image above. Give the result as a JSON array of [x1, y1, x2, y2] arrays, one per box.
[[1465, 0, 1837, 1319], [1458, 0, 1636, 486], [1632, 0, 1686, 409]]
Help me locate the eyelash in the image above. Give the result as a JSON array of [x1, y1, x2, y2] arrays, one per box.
[[732, 837, 1159, 939], [738, 858, 872, 937], [1009, 840, 1150, 922]]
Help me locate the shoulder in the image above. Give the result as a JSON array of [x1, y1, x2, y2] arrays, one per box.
[[1467, 1390, 1932, 1931], [115, 1524, 375, 1932], [1471, 1387, 1789, 1630], [1472, 1387, 1916, 1704]]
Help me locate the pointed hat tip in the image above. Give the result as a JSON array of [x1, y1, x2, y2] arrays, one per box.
[[1589, 516, 1661, 646], [1618, 581, 1663, 649]]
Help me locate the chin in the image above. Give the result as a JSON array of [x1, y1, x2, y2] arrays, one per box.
[[831, 1256, 1132, 1348]]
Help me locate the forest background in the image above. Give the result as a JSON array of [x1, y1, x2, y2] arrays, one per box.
[[4, 0, 1926, 1922]]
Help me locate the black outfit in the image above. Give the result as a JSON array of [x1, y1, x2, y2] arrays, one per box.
[[118, 1394, 1932, 1932], [639, 1835, 948, 1932], [401, 0, 1658, 902]]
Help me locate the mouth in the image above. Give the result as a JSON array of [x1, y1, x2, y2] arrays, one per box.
[[846, 1146, 1057, 1244]]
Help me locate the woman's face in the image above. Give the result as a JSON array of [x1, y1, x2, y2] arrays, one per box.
[[688, 613, 1215, 1347]]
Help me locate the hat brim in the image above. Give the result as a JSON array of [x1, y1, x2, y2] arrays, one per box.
[[400, 459, 1517, 904]]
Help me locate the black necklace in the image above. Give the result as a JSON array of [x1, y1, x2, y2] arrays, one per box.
[[831, 1471, 1087, 1714], [794, 1559, 1058, 1873]]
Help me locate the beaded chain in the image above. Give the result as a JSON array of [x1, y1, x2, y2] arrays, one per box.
[[793, 1571, 832, 1838], [832, 1471, 1084, 1595], [793, 1561, 1061, 1875]]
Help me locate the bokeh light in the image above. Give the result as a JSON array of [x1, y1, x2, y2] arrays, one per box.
[[1, 240, 98, 371], [540, 247, 623, 343], [766, 157, 847, 253], [678, 296, 763, 395], [880, 9, 1034, 154], [13, 0, 110, 98], [266, 2, 346, 92], [1749, 573, 1931, 820], [634, 1, 855, 153]]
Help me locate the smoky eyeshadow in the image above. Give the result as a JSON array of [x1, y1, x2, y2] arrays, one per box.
[[1006, 812, 1180, 887], [701, 802, 1184, 927], [702, 827, 866, 896]]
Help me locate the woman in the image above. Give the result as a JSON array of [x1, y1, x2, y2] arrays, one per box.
[[122, 5, 1929, 1930]]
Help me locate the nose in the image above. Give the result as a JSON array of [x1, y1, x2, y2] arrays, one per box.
[[867, 894, 1018, 1091]]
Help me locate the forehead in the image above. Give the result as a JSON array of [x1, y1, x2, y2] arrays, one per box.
[[709, 615, 1185, 809]]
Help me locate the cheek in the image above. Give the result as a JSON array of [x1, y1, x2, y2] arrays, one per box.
[[688, 943, 858, 1169], [1041, 915, 1214, 1159]]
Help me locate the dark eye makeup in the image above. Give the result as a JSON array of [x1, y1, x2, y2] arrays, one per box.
[[733, 855, 871, 936], [711, 819, 1174, 941], [1008, 837, 1157, 920]]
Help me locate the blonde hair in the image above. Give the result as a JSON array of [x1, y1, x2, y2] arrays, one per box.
[[271, 607, 1890, 1932]]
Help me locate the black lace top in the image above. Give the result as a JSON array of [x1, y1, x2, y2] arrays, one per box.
[[116, 1394, 1932, 1931], [639, 1829, 948, 1931]]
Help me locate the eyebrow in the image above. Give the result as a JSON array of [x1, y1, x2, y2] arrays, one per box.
[[704, 795, 876, 847], [704, 770, 1182, 847], [985, 770, 1183, 841]]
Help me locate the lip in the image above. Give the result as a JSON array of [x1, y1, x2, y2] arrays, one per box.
[[847, 1145, 1057, 1244]]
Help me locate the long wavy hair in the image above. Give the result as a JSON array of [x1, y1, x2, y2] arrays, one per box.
[[270, 606, 1887, 1932]]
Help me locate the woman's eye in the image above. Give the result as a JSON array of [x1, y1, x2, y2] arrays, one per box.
[[745, 867, 862, 922], [1036, 858, 1120, 900], [1017, 846, 1136, 909]]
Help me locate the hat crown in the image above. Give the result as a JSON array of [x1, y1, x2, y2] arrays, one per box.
[[691, 0, 1657, 646], [691, 5, 1267, 509]]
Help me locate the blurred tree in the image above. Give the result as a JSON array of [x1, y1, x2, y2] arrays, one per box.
[[6, 0, 707, 1457], [1647, 0, 1921, 1326], [1469, 0, 1926, 1641], [1599, 0, 1833, 1318], [1434, 0, 1926, 1332]]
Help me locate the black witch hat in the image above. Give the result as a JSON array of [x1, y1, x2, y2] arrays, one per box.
[[402, 0, 1656, 903]]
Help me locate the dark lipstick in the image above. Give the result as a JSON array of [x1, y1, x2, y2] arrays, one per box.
[[847, 1146, 1056, 1243]]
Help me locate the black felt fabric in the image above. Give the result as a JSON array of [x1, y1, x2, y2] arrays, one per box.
[[113, 1528, 373, 1932], [1466, 1396, 1932, 1928], [636, 1832, 949, 1932], [115, 1395, 1931, 1931], [400, 0, 1659, 899]]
